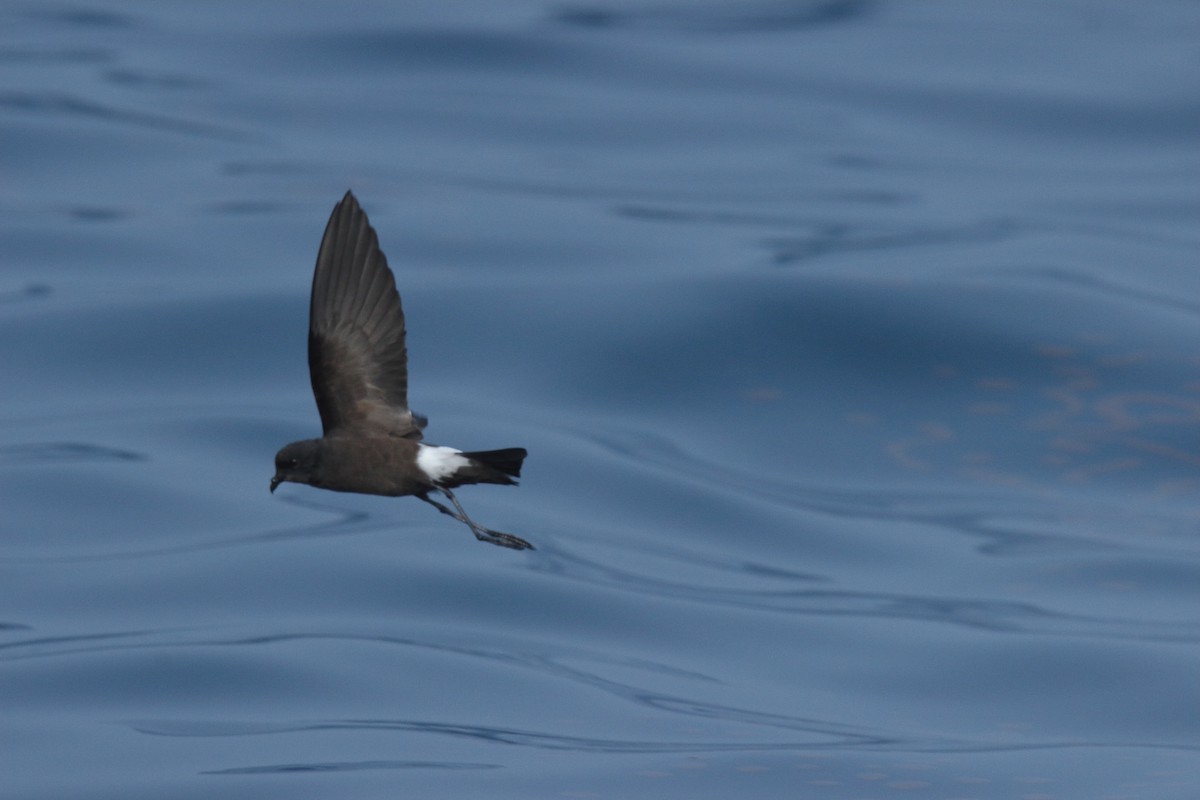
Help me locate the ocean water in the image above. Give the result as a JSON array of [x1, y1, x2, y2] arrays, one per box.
[[2, 2, 1199, 798]]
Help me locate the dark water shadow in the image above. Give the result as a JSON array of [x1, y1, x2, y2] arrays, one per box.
[[20, 7, 136, 28], [0, 628, 178, 662], [0, 284, 52, 304], [148, 717, 1200, 760], [204, 760, 498, 775], [552, 0, 877, 34], [766, 217, 1020, 265], [0, 47, 110, 65], [299, 29, 576, 72], [135, 714, 888, 755], [0, 441, 146, 464]]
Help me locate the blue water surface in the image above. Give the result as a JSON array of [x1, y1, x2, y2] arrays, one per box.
[[3, 2, 1199, 798]]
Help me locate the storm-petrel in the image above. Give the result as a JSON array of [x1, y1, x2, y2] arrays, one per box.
[[271, 191, 531, 550]]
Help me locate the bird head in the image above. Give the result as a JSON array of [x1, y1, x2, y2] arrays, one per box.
[[271, 439, 322, 493]]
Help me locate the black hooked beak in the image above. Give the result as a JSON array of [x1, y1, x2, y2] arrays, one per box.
[[270, 474, 282, 493]]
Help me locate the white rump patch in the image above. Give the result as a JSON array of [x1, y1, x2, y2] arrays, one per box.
[[416, 444, 470, 484]]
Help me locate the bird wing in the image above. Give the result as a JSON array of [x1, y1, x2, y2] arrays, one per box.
[[307, 191, 425, 439]]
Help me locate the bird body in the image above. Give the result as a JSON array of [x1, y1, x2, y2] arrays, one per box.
[[275, 436, 522, 497], [271, 191, 532, 550]]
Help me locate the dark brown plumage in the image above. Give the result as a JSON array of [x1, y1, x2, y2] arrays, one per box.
[[271, 191, 531, 550]]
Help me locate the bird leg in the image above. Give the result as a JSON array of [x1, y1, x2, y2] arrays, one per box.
[[419, 488, 533, 550]]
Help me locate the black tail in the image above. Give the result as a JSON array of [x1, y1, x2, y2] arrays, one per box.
[[463, 448, 526, 479]]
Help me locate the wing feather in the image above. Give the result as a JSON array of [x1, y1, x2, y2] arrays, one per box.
[[306, 191, 425, 439]]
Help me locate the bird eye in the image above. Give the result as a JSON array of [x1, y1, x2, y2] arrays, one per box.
[[288, 458, 299, 468]]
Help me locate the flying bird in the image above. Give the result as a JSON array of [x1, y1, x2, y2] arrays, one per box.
[[271, 191, 531, 550]]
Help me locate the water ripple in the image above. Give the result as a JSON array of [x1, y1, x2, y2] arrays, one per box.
[[0, 492, 374, 565], [553, 0, 877, 34], [766, 218, 1020, 265], [204, 760, 498, 774], [531, 541, 1200, 643], [133, 717, 878, 754], [0, 90, 265, 143], [0, 441, 146, 464], [0, 283, 51, 304]]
